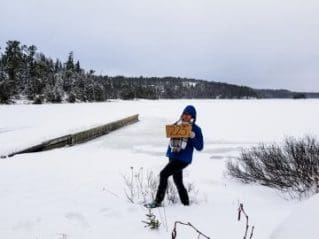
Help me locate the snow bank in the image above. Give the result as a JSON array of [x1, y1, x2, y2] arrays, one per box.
[[271, 193, 319, 239]]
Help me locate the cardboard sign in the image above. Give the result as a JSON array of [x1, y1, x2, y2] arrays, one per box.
[[166, 124, 192, 138]]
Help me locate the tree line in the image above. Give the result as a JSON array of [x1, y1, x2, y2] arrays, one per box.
[[1, 40, 308, 104]]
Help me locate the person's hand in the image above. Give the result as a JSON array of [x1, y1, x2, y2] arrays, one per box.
[[190, 131, 196, 139]]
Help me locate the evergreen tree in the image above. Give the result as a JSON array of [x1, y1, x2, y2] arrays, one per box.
[[24, 45, 37, 99], [75, 60, 81, 73], [54, 59, 62, 73], [3, 40, 24, 95], [65, 51, 74, 71]]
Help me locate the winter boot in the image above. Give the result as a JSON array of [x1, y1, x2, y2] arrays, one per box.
[[144, 200, 161, 209]]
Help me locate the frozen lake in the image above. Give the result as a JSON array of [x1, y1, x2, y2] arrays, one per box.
[[1, 99, 318, 156]]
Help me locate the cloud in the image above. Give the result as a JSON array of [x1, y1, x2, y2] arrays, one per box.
[[1, 0, 318, 91]]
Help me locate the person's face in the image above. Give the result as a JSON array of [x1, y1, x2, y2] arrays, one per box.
[[182, 112, 192, 122]]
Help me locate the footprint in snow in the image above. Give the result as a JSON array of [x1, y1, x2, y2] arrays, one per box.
[[99, 208, 122, 218], [65, 212, 89, 228], [12, 217, 42, 232]]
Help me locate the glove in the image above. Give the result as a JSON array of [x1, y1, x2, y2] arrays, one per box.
[[190, 131, 196, 139]]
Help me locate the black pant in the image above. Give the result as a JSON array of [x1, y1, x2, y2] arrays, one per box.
[[155, 159, 189, 205]]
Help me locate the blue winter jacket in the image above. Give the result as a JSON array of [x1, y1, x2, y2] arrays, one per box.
[[166, 105, 204, 164]]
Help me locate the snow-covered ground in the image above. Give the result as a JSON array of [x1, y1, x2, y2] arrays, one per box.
[[0, 99, 318, 239]]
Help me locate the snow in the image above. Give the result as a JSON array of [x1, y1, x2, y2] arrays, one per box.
[[271, 194, 319, 239], [0, 99, 318, 239]]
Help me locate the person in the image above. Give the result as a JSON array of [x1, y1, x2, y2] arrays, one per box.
[[146, 105, 204, 208]]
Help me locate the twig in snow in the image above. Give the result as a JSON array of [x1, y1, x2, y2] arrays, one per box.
[[238, 203, 255, 239], [58, 233, 68, 239], [162, 204, 169, 231], [102, 186, 119, 198], [171, 221, 210, 239], [249, 226, 255, 239]]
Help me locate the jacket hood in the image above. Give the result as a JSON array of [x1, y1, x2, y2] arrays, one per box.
[[182, 105, 197, 122]]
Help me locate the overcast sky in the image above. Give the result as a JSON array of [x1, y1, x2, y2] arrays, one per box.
[[1, 0, 318, 91]]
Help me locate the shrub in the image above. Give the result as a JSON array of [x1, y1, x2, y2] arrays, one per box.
[[123, 166, 199, 205], [227, 136, 319, 198]]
